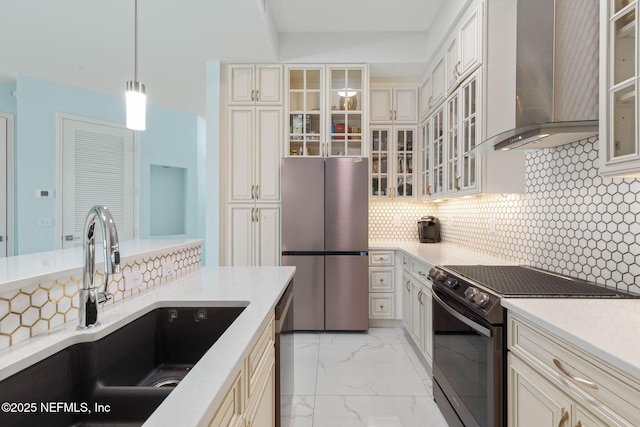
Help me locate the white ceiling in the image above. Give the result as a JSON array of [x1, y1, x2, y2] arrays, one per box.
[[0, 0, 466, 117]]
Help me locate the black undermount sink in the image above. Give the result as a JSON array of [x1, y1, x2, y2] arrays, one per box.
[[0, 305, 246, 427]]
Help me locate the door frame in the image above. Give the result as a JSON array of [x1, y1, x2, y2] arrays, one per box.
[[0, 112, 15, 257], [55, 113, 139, 249]]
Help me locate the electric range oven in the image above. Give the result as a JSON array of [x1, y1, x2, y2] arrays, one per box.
[[428, 265, 638, 427]]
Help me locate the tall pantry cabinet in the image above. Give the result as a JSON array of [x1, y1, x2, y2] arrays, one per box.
[[227, 65, 283, 266]]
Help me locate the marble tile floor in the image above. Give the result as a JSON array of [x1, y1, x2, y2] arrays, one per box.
[[289, 327, 449, 427]]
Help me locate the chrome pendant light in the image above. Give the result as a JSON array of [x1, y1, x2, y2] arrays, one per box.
[[126, 0, 146, 131]]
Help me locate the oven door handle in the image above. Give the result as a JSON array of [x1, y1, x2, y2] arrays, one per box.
[[432, 290, 492, 338]]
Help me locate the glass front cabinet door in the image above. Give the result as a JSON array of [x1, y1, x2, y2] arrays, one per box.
[[600, 0, 640, 176], [370, 125, 415, 199], [329, 66, 367, 157], [286, 67, 323, 157], [286, 65, 368, 158]]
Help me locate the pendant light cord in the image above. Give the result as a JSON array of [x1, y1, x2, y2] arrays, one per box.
[[134, 0, 139, 82]]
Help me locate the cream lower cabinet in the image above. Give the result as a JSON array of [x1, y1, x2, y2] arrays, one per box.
[[209, 316, 275, 427], [401, 255, 434, 366], [369, 251, 395, 320], [227, 205, 280, 266], [401, 271, 411, 331], [508, 313, 640, 427]]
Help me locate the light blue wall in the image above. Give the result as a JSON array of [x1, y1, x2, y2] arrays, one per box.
[[0, 83, 17, 115], [15, 75, 202, 254], [138, 105, 200, 239]]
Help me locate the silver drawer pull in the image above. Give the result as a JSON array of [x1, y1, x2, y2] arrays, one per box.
[[553, 359, 599, 390], [418, 271, 427, 277]]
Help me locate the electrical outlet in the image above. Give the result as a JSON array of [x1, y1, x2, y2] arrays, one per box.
[[393, 215, 402, 227], [162, 260, 174, 277], [124, 270, 143, 290], [488, 218, 497, 234]]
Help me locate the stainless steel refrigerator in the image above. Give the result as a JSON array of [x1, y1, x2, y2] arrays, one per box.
[[281, 157, 369, 331]]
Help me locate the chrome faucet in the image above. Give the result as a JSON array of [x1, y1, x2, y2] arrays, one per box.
[[78, 205, 120, 329]]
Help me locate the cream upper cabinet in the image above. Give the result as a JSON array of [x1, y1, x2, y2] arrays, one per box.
[[459, 4, 482, 78], [445, 34, 459, 93], [422, 0, 483, 116], [328, 65, 367, 157], [419, 76, 432, 121], [420, 105, 445, 199], [286, 66, 324, 157], [370, 86, 418, 124], [286, 65, 368, 158], [599, 0, 640, 176], [228, 107, 282, 203], [446, 2, 483, 95], [370, 125, 416, 199], [229, 65, 283, 105], [430, 56, 446, 110], [420, 67, 483, 200]]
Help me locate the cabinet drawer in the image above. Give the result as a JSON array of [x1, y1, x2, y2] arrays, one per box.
[[369, 294, 394, 319], [245, 315, 274, 402], [369, 251, 394, 266], [369, 267, 394, 292], [410, 260, 432, 285], [508, 313, 640, 424]]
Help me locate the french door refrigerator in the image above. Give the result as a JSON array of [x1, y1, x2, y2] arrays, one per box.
[[281, 157, 369, 331]]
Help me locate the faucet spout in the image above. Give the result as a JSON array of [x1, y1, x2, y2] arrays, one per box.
[[78, 205, 120, 329]]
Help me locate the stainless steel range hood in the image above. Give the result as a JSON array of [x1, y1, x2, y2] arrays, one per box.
[[485, 0, 599, 151]]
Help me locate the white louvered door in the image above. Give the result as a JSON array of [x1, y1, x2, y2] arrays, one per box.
[[60, 116, 134, 248]]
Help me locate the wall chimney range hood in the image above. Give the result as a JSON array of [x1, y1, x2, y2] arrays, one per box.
[[485, 0, 599, 151]]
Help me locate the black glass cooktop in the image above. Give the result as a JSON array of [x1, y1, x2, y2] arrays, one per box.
[[442, 265, 636, 298]]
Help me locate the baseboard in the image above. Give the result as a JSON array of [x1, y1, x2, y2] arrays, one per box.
[[368, 318, 403, 328]]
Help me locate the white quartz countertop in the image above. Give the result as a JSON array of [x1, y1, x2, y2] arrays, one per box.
[[0, 239, 204, 294], [502, 298, 640, 380], [371, 241, 640, 382], [0, 265, 295, 427], [369, 240, 516, 266]]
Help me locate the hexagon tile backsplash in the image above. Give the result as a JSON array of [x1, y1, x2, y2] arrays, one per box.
[[368, 136, 640, 295], [0, 244, 202, 350]]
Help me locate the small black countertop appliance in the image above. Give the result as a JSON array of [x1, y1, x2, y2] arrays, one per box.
[[418, 216, 441, 243]]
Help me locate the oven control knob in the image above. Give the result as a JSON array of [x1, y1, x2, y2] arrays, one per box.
[[472, 292, 491, 308], [429, 267, 446, 283], [464, 287, 478, 300], [445, 278, 459, 289]]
